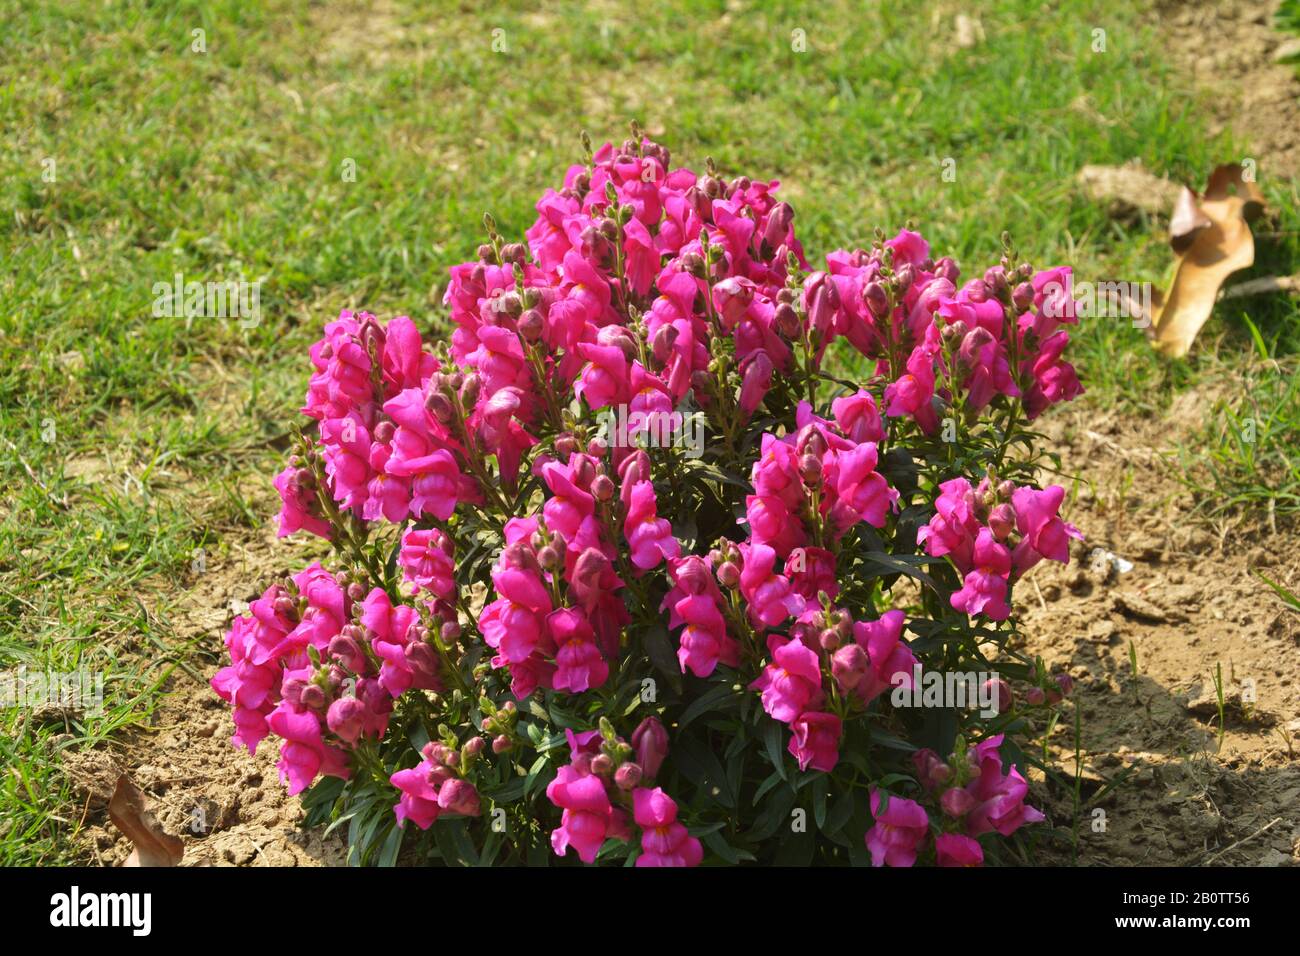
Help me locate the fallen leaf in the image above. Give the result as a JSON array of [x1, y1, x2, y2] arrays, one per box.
[[108, 774, 184, 867], [1150, 164, 1266, 358], [1169, 186, 1211, 253]]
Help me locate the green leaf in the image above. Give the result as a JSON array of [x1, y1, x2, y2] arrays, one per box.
[[643, 624, 684, 693], [677, 681, 739, 731], [752, 769, 783, 805], [673, 734, 736, 807], [377, 824, 403, 868], [812, 775, 828, 831], [762, 719, 787, 780], [825, 791, 855, 837], [858, 550, 941, 592]]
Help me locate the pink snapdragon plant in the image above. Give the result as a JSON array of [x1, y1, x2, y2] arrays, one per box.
[[213, 128, 1078, 866]]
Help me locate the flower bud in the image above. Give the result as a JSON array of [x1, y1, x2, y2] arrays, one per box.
[[940, 786, 977, 818], [799, 453, 823, 486], [818, 628, 841, 652], [591, 474, 615, 502], [894, 263, 916, 292], [554, 433, 579, 457], [518, 308, 544, 343], [774, 302, 801, 338], [762, 201, 794, 250], [802, 271, 840, 334], [492, 734, 513, 754], [300, 683, 327, 711], [988, 503, 1015, 541], [614, 762, 643, 791], [425, 391, 454, 422], [831, 643, 869, 691], [863, 281, 889, 319], [716, 561, 740, 588], [1012, 281, 1034, 313], [679, 252, 706, 278], [458, 373, 481, 407], [1025, 686, 1046, 706], [1054, 673, 1074, 697], [983, 676, 1012, 714], [326, 697, 366, 743], [437, 779, 482, 817], [631, 716, 669, 779], [650, 323, 679, 363], [591, 753, 614, 776]]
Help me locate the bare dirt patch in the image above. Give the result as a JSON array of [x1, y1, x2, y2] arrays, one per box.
[[1157, 0, 1300, 179], [1018, 395, 1300, 865], [66, 517, 347, 867]]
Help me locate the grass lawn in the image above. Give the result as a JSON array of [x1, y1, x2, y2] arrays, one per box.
[[1, 0, 1296, 864]]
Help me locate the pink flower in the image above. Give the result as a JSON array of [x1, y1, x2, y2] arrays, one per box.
[[273, 466, 331, 539], [963, 735, 1046, 837], [951, 529, 1012, 621], [917, 477, 980, 573], [834, 442, 896, 527], [831, 389, 885, 444], [390, 765, 441, 829], [884, 344, 940, 435], [548, 607, 609, 693], [738, 543, 806, 628], [623, 479, 679, 571], [663, 555, 739, 678], [575, 342, 631, 411], [865, 789, 930, 867], [398, 527, 455, 599], [935, 833, 984, 867], [750, 635, 823, 724], [787, 711, 842, 772], [547, 764, 615, 864], [848, 610, 916, 705], [1010, 484, 1082, 572], [633, 788, 702, 867]]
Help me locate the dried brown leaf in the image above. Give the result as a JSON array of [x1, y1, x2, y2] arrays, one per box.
[[1151, 164, 1267, 358], [1169, 187, 1211, 254], [108, 774, 184, 867]]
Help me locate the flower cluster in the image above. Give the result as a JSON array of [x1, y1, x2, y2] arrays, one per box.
[[919, 477, 1082, 621], [210, 564, 398, 795], [213, 131, 1084, 868], [546, 718, 700, 867], [864, 734, 1045, 867], [806, 238, 1083, 435]]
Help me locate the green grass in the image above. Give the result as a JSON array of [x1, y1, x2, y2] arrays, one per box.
[[1, 0, 1296, 864]]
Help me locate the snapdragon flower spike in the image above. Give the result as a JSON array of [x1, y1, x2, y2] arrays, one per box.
[[661, 554, 740, 678], [919, 477, 1080, 621], [391, 742, 483, 830], [480, 519, 557, 699], [546, 742, 631, 864], [961, 734, 1046, 837]]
